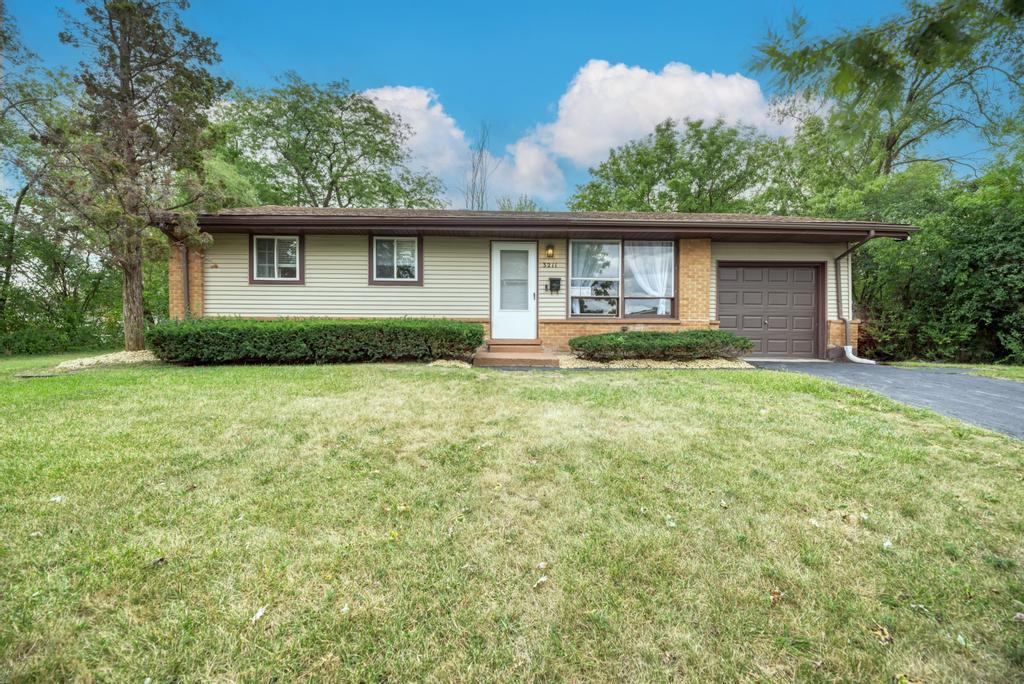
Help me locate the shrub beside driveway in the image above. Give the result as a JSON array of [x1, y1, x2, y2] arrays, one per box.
[[1, 355, 1022, 680]]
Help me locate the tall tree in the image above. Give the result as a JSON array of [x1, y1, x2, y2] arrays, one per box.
[[462, 123, 498, 210], [568, 118, 778, 213], [40, 0, 228, 350], [753, 1, 1024, 175], [220, 72, 443, 208]]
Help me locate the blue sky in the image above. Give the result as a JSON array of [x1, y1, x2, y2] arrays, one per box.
[[10, 0, 971, 208]]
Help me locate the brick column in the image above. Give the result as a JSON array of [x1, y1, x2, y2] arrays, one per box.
[[678, 239, 713, 327], [168, 241, 204, 320]]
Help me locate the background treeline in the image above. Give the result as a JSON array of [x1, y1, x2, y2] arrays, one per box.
[[1, 1, 1022, 362]]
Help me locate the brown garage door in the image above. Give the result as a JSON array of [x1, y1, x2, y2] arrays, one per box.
[[717, 264, 820, 358]]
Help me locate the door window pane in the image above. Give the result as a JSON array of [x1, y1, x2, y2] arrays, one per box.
[[499, 250, 529, 310]]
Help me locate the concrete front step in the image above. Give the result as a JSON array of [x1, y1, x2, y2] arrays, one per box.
[[488, 343, 545, 353], [473, 350, 560, 368]]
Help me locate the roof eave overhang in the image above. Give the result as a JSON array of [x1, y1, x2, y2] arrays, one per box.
[[194, 215, 916, 240]]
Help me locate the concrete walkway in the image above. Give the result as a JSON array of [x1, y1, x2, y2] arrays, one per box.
[[751, 362, 1024, 440]]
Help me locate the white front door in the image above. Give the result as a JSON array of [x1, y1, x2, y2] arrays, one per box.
[[490, 241, 537, 339]]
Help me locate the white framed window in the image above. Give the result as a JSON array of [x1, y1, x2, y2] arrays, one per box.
[[372, 236, 420, 284], [252, 235, 301, 282], [569, 239, 675, 317]]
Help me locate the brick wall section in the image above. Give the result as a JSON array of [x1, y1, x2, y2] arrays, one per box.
[[168, 242, 205, 320], [678, 238, 712, 323], [827, 319, 859, 352]]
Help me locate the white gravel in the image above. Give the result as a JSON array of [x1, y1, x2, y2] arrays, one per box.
[[54, 350, 159, 371]]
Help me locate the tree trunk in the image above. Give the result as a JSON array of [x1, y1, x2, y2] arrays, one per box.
[[0, 182, 31, 319], [121, 242, 145, 351]]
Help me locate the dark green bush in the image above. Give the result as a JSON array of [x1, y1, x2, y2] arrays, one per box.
[[568, 329, 753, 361], [147, 318, 485, 365]]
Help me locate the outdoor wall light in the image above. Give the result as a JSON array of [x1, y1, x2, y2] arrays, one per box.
[[544, 244, 555, 259]]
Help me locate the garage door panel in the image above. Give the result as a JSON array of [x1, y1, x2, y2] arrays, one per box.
[[742, 269, 764, 282], [793, 268, 815, 283], [717, 263, 819, 359], [792, 339, 814, 354], [741, 315, 764, 330], [742, 291, 763, 305], [793, 292, 814, 308]]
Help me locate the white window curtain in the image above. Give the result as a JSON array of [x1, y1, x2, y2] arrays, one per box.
[[625, 242, 674, 315]]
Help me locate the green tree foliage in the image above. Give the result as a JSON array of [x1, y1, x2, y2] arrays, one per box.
[[36, 0, 229, 350], [496, 195, 541, 212], [753, 1, 1024, 174], [217, 72, 444, 208], [569, 119, 780, 213], [843, 162, 1024, 362]]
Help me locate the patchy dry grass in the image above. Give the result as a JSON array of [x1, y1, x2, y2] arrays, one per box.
[[1, 354, 1023, 681], [890, 361, 1024, 383]]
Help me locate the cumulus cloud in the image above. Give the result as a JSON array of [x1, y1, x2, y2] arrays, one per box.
[[363, 85, 468, 176], [490, 138, 566, 202], [534, 59, 791, 168], [366, 85, 565, 205], [366, 60, 787, 206]]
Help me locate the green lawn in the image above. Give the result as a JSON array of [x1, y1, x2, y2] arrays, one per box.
[[2, 355, 1023, 681], [890, 361, 1024, 383]]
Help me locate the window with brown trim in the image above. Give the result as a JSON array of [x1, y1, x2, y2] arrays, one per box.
[[569, 239, 675, 317], [369, 236, 423, 285], [251, 235, 302, 283]]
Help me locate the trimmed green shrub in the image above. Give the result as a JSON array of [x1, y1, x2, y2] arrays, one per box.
[[568, 329, 753, 361], [147, 318, 485, 365]]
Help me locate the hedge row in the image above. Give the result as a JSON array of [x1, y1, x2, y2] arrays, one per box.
[[568, 329, 753, 361], [147, 318, 485, 365]]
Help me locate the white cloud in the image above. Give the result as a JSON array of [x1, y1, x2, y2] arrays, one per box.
[[364, 85, 468, 176], [534, 59, 791, 168], [490, 138, 566, 202], [366, 60, 788, 207], [366, 85, 565, 206]]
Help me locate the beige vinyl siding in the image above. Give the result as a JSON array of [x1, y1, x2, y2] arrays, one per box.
[[710, 242, 852, 320], [204, 233, 489, 317], [538, 239, 568, 320]]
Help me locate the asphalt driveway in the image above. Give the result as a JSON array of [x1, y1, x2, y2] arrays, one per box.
[[751, 362, 1024, 440]]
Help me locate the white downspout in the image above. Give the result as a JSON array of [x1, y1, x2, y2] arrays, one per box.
[[834, 231, 875, 364]]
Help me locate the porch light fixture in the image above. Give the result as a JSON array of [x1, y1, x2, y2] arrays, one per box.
[[544, 244, 555, 258]]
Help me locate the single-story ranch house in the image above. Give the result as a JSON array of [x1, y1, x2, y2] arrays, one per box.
[[164, 207, 915, 362]]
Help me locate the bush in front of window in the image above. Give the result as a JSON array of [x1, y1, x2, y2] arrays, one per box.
[[568, 330, 754, 361], [147, 318, 485, 364]]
